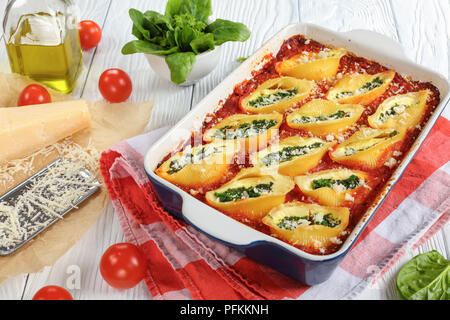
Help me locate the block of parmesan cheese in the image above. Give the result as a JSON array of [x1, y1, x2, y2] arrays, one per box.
[[0, 100, 91, 163]]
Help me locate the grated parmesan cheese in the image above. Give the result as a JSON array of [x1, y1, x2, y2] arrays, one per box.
[[344, 193, 355, 202], [384, 157, 397, 168], [0, 139, 100, 252]]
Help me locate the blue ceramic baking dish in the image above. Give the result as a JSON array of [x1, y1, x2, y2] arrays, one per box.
[[144, 23, 450, 286]]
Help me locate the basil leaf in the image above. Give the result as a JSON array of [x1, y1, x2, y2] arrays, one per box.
[[396, 250, 450, 300], [190, 33, 215, 54], [165, 52, 196, 84], [165, 0, 212, 23], [206, 19, 251, 45], [122, 40, 179, 56]]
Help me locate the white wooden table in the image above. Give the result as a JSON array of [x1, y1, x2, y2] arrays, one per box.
[[0, 0, 448, 300]]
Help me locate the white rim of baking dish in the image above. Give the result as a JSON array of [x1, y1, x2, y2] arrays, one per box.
[[144, 23, 450, 262]]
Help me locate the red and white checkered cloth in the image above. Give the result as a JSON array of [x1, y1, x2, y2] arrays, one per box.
[[99, 117, 450, 300]]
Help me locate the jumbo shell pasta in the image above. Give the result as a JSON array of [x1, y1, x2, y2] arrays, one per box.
[[240, 77, 315, 114], [327, 70, 395, 105], [262, 202, 350, 249], [155, 140, 240, 188], [251, 136, 334, 176], [205, 167, 295, 222], [275, 48, 347, 81], [286, 99, 364, 135], [368, 90, 429, 131], [294, 169, 371, 207], [203, 113, 283, 152], [329, 127, 405, 169]]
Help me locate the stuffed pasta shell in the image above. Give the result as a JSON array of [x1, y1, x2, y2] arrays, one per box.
[[251, 136, 334, 176], [262, 202, 349, 250], [275, 48, 347, 81], [294, 169, 370, 206], [329, 127, 405, 169], [327, 71, 395, 105], [240, 77, 315, 114], [205, 167, 295, 222], [368, 90, 429, 131], [155, 140, 240, 188], [203, 113, 283, 151], [286, 99, 364, 135]]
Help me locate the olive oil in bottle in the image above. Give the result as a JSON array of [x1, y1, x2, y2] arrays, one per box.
[[3, 1, 82, 94]]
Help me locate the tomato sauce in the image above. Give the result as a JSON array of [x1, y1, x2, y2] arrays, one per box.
[[157, 35, 441, 255]]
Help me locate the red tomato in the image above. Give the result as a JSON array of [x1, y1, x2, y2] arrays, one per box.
[[79, 20, 102, 50], [17, 84, 52, 106], [32, 285, 73, 300], [98, 68, 132, 103], [100, 243, 147, 290]]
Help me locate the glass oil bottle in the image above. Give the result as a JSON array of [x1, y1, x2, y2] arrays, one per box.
[[3, 0, 83, 94]]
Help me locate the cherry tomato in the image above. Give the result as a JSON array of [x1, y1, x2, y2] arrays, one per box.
[[98, 68, 132, 103], [100, 243, 147, 290], [17, 84, 52, 106], [79, 20, 102, 50], [32, 285, 73, 300]]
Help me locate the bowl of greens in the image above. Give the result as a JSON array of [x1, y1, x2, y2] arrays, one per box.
[[122, 0, 251, 86]]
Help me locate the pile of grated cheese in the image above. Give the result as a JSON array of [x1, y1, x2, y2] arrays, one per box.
[[0, 139, 101, 252]]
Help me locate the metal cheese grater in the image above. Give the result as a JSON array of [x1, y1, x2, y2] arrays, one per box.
[[0, 158, 100, 256]]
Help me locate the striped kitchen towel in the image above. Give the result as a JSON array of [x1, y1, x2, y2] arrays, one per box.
[[99, 117, 450, 300]]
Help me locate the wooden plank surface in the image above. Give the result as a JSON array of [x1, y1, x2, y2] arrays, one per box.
[[0, 0, 448, 300]]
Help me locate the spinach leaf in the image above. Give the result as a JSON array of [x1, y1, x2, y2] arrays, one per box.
[[129, 8, 151, 40], [174, 26, 199, 52], [165, 0, 212, 23], [144, 11, 173, 32], [190, 33, 215, 54], [206, 19, 251, 45], [396, 250, 450, 300], [122, 40, 179, 56], [166, 52, 196, 84], [122, 1, 250, 84], [237, 56, 249, 63]]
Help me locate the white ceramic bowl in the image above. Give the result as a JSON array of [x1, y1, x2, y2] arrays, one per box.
[[145, 46, 222, 86]]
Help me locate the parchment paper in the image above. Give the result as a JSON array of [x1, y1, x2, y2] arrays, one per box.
[[0, 72, 153, 282]]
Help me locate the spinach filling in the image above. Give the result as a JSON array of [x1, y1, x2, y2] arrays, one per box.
[[248, 88, 299, 108], [277, 215, 309, 230], [277, 212, 341, 230], [335, 76, 384, 99], [213, 119, 278, 140], [261, 142, 324, 166], [358, 76, 384, 93], [379, 103, 409, 123], [314, 213, 341, 228], [312, 174, 361, 190], [292, 110, 351, 124], [214, 182, 274, 203], [335, 91, 354, 100], [167, 146, 223, 175], [343, 130, 398, 156]]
